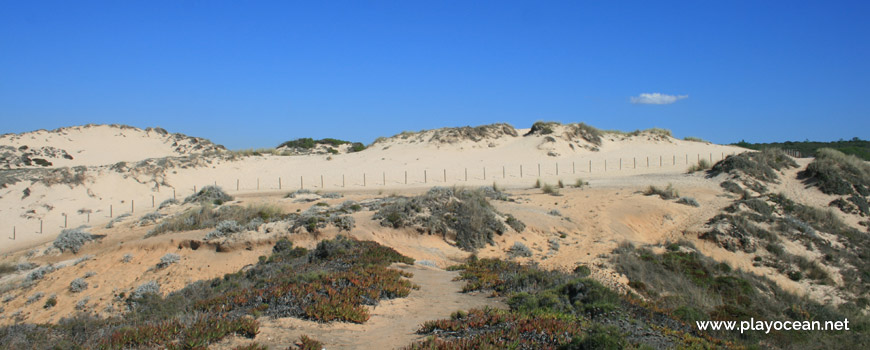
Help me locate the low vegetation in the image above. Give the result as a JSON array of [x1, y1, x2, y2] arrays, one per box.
[[802, 148, 870, 196], [613, 241, 868, 348], [0, 237, 415, 349], [643, 183, 679, 200], [683, 136, 708, 143], [709, 148, 798, 184], [146, 203, 282, 238], [701, 191, 869, 302], [183, 185, 233, 205], [277, 137, 366, 153], [687, 158, 711, 173], [52, 228, 96, 254], [373, 187, 518, 251], [408, 257, 716, 349], [734, 137, 870, 161]]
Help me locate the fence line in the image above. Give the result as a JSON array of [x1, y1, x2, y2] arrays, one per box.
[[9, 151, 746, 243]]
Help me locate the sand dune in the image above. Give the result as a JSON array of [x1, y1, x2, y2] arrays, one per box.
[[0, 123, 742, 254]]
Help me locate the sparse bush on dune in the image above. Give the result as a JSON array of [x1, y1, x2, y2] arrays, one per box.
[[25, 292, 44, 305], [25, 265, 56, 282], [525, 121, 559, 135], [204, 220, 244, 240], [644, 183, 679, 200], [373, 187, 513, 251], [105, 213, 131, 229], [132, 280, 160, 299], [184, 185, 233, 205], [676, 197, 700, 207], [0, 263, 15, 278], [156, 253, 180, 269], [52, 228, 94, 254], [710, 148, 797, 183], [802, 148, 870, 196], [574, 178, 588, 188], [137, 211, 164, 225], [505, 214, 525, 233], [720, 180, 743, 194], [69, 278, 88, 293], [683, 136, 707, 142], [146, 203, 282, 237], [158, 198, 178, 209], [541, 183, 559, 195], [507, 242, 533, 258], [687, 158, 711, 173]]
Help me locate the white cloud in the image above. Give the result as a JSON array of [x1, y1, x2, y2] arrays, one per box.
[[630, 93, 688, 105]]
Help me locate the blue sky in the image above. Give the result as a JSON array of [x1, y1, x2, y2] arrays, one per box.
[[1, 1, 868, 149]]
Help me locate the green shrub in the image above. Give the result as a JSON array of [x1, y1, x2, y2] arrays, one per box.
[[802, 148, 870, 196], [560, 323, 626, 350]]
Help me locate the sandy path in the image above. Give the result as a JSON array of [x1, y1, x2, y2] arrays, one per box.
[[218, 263, 504, 350]]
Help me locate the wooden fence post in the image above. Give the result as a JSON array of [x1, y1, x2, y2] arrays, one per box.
[[556, 163, 559, 175], [257, 178, 260, 190], [383, 172, 386, 186], [343, 174, 346, 187], [520, 165, 523, 178], [572, 161, 575, 174], [404, 171, 407, 184], [131, 200, 134, 213], [424, 170, 427, 183], [443, 169, 446, 182], [63, 213, 67, 228], [364, 173, 367, 187], [300, 176, 303, 189], [465, 168, 468, 181], [173, 189, 176, 200], [321, 175, 324, 188], [589, 160, 591, 173], [40, 219, 43, 234], [278, 177, 281, 190], [110, 205, 113, 218], [538, 163, 541, 176], [503, 166, 506, 178], [152, 195, 155, 208], [237, 179, 240, 191]]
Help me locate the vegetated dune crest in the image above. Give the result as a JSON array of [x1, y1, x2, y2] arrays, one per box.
[[0, 124, 226, 169]]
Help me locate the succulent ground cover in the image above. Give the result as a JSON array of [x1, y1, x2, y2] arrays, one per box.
[[0, 236, 416, 349]]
